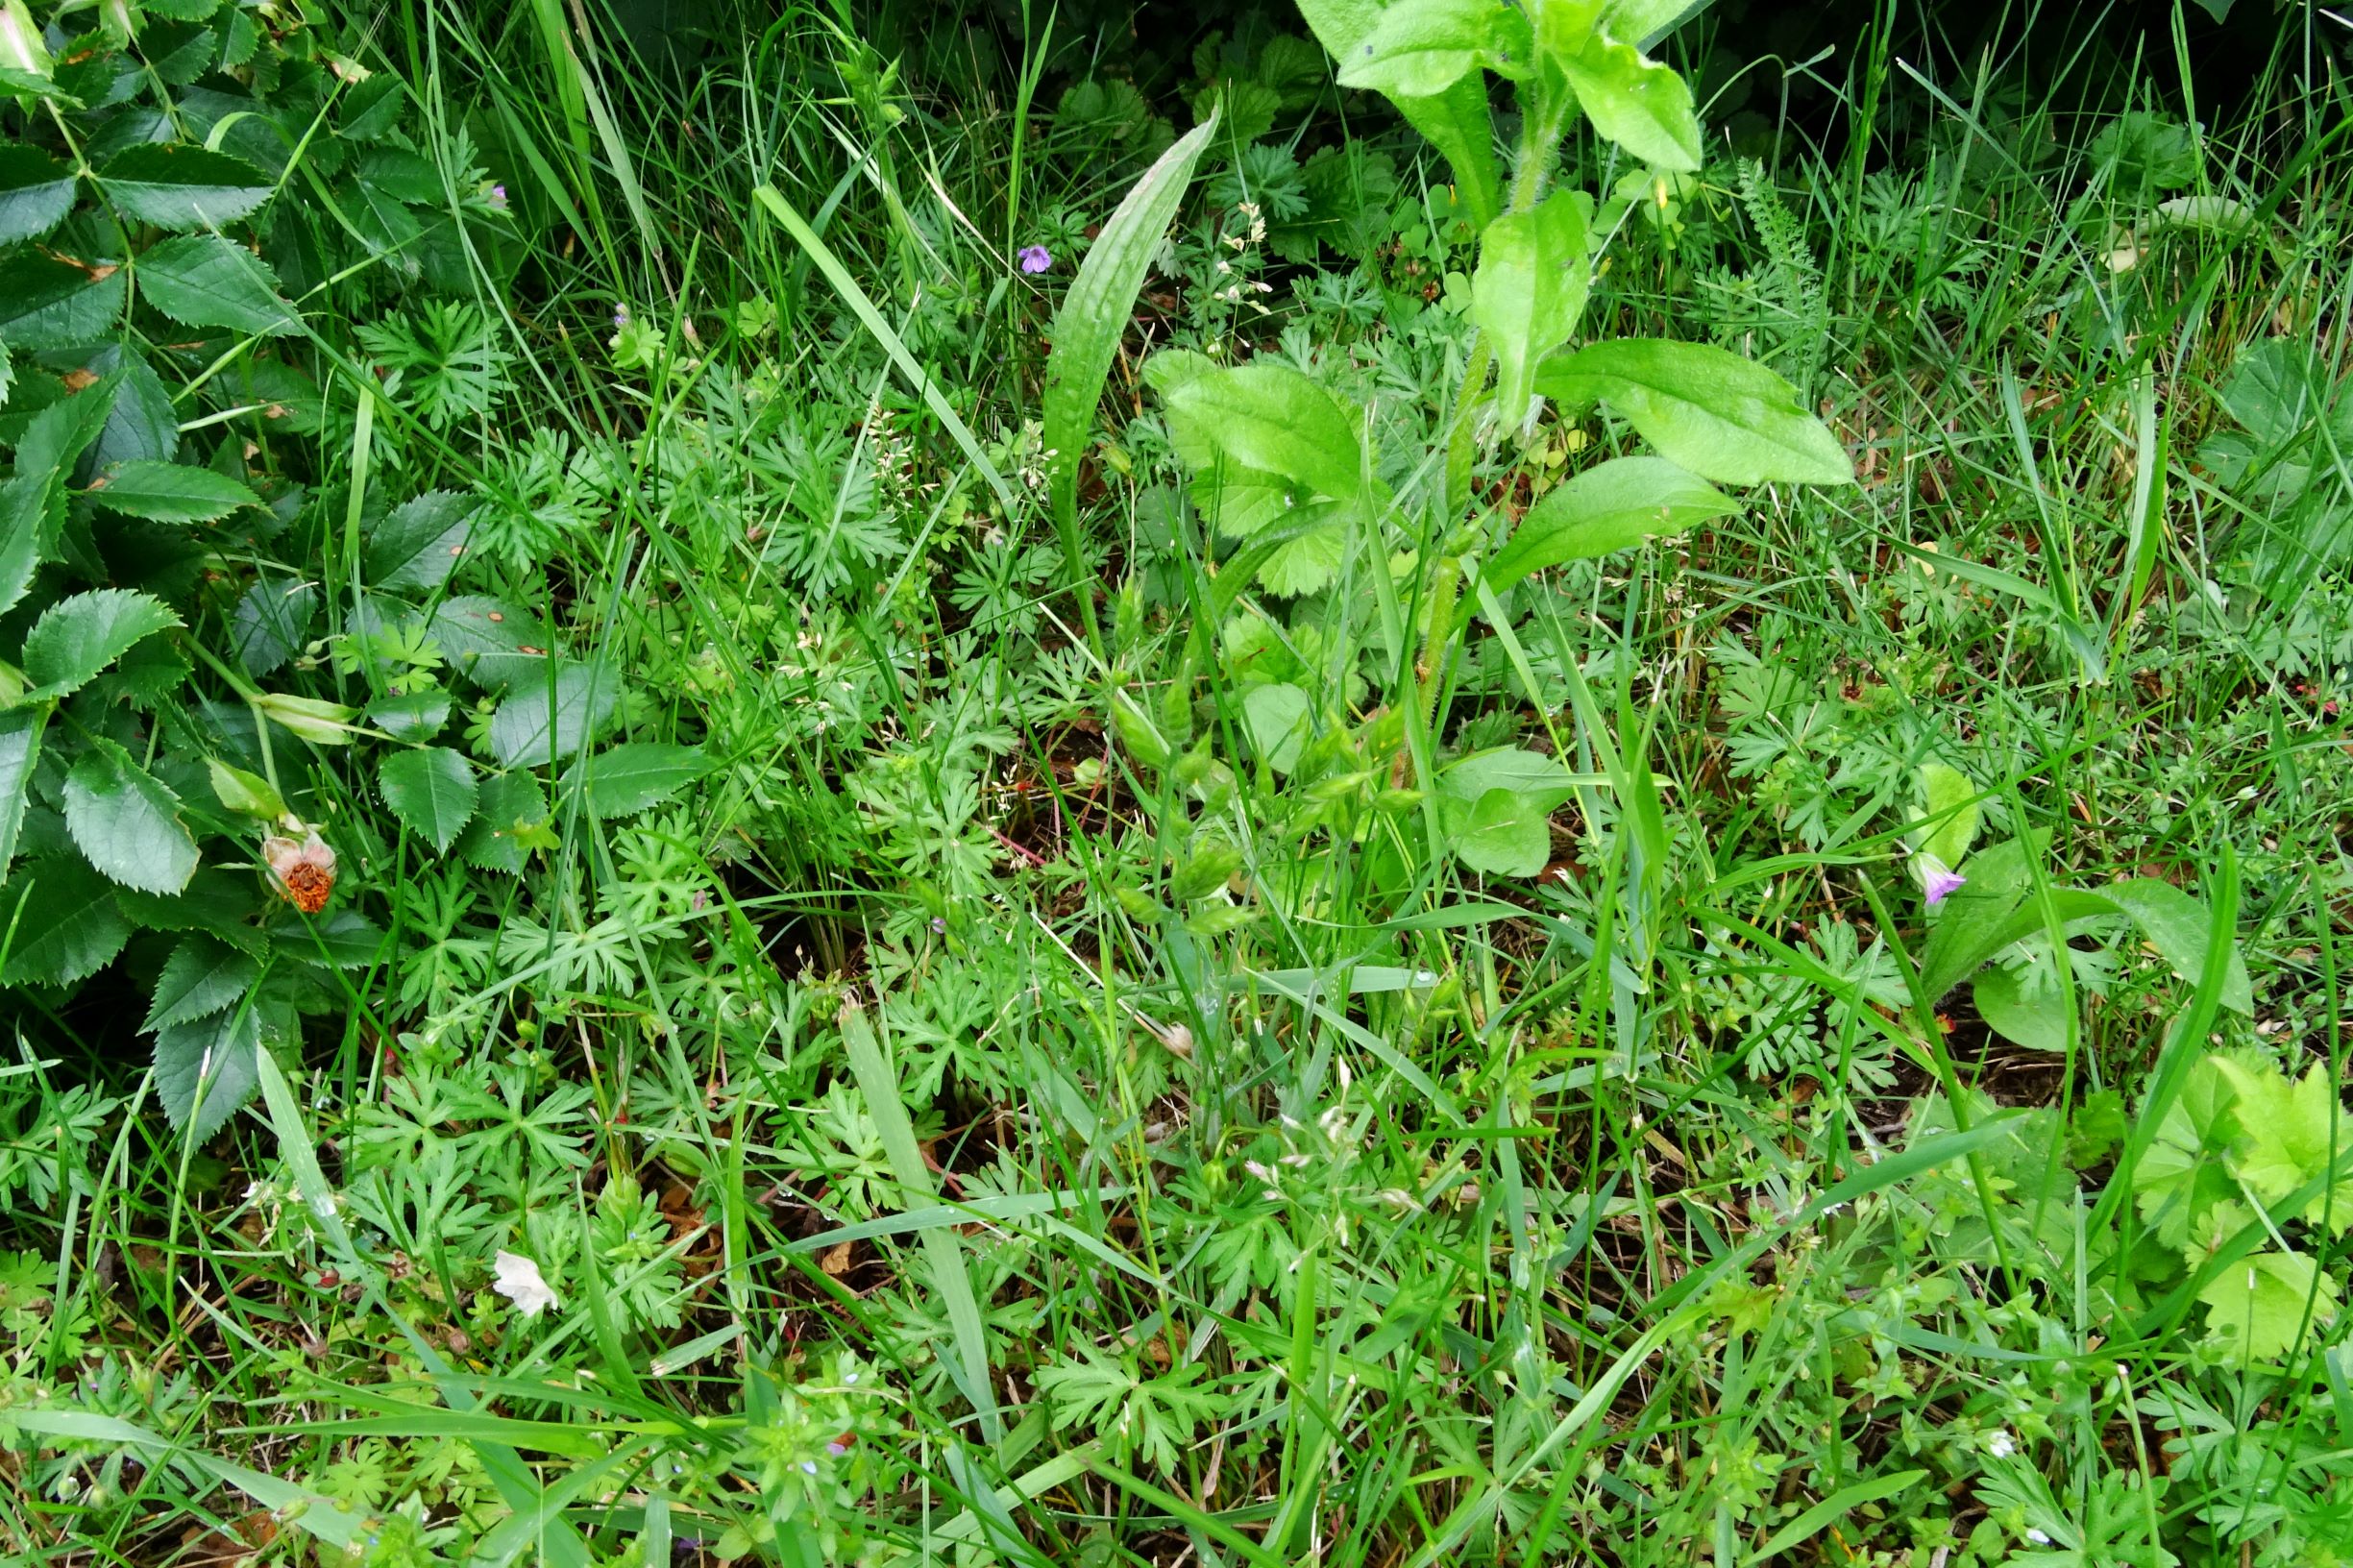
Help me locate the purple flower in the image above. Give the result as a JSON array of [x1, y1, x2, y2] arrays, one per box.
[[1017, 245, 1052, 275], [930, 917, 946, 935], [613, 303, 630, 330], [1924, 866, 1968, 907], [489, 184, 507, 207]]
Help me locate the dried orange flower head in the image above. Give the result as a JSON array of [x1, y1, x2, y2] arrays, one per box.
[[263, 830, 337, 914]]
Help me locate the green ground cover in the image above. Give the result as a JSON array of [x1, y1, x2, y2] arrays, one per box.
[[3, 0, 2353, 1563]]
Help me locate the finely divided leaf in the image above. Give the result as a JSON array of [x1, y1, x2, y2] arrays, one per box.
[[379, 747, 478, 853], [1536, 338, 1852, 486]]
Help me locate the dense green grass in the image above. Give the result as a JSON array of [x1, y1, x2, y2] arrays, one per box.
[[4, 1, 2353, 1565]]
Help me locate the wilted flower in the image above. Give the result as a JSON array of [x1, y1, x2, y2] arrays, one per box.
[[262, 830, 337, 914], [1017, 245, 1051, 274], [491, 1250, 558, 1318]]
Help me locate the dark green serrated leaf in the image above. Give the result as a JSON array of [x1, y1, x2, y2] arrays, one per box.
[[564, 742, 711, 819], [363, 490, 474, 591], [456, 770, 549, 874], [380, 747, 477, 853], [86, 459, 257, 522], [97, 141, 273, 229], [20, 587, 182, 698], [86, 346, 180, 468], [230, 577, 316, 676], [0, 251, 127, 350], [154, 1001, 276, 1141], [0, 856, 133, 986], [0, 706, 44, 873], [0, 144, 77, 245], [136, 233, 302, 336], [143, 934, 261, 1031], [488, 662, 621, 768], [62, 737, 200, 894], [115, 867, 265, 952]]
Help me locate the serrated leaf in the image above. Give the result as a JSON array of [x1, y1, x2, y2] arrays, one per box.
[[86, 459, 257, 522], [2198, 1249, 2338, 1361], [456, 770, 549, 874], [229, 577, 316, 676], [379, 747, 477, 853], [363, 490, 474, 591], [425, 595, 543, 690], [1336, 0, 1533, 97], [17, 369, 126, 485], [0, 856, 133, 986], [367, 689, 450, 743], [0, 705, 41, 870], [86, 346, 180, 468], [2134, 1056, 2242, 1250], [1162, 363, 1365, 502], [115, 868, 265, 952], [565, 742, 710, 819], [143, 935, 262, 1031], [1486, 455, 1734, 589], [0, 143, 77, 245], [2211, 1059, 2353, 1230], [62, 737, 199, 894], [488, 662, 620, 769], [0, 251, 127, 350], [97, 142, 274, 229], [1042, 114, 1218, 562], [20, 587, 181, 698], [277, 907, 387, 968], [154, 1001, 274, 1141], [1471, 188, 1590, 423], [1558, 25, 1703, 171], [1536, 338, 1853, 486], [136, 233, 302, 337]]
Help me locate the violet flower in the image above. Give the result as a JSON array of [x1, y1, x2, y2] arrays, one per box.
[[1924, 865, 1968, 907], [1017, 244, 1052, 274]]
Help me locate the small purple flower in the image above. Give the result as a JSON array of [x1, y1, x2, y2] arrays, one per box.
[[1924, 866, 1968, 907], [930, 917, 946, 935], [489, 184, 507, 208], [1017, 245, 1052, 275], [613, 303, 631, 330]]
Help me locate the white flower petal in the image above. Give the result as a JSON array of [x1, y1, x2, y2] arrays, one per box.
[[492, 1250, 559, 1318]]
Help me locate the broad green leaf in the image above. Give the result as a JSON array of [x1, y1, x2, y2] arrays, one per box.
[[1914, 838, 2029, 1003], [154, 1001, 275, 1141], [0, 705, 42, 871], [143, 935, 262, 1032], [2198, 1249, 2337, 1361], [1042, 114, 1218, 558], [96, 142, 274, 229], [2100, 878, 2253, 1014], [86, 346, 180, 468], [2217, 339, 2325, 449], [0, 144, 76, 245], [1295, 0, 1502, 224], [1471, 188, 1590, 423], [1536, 338, 1853, 486], [426, 595, 544, 690], [1336, 0, 1534, 98], [136, 233, 303, 337], [63, 738, 199, 894], [367, 689, 451, 743], [0, 251, 126, 350], [1559, 26, 1703, 171], [1915, 761, 1980, 871], [281, 908, 387, 968], [2134, 1056, 2241, 1250], [1973, 964, 2070, 1053], [1162, 363, 1364, 502], [1456, 787, 1552, 876], [380, 747, 478, 854], [1438, 747, 1581, 810], [364, 490, 475, 591], [116, 869, 265, 954], [230, 577, 317, 677], [1485, 455, 1734, 589], [0, 856, 133, 986], [489, 662, 621, 768], [566, 742, 712, 819], [455, 771, 550, 875], [1239, 682, 1311, 773], [20, 587, 181, 699], [86, 459, 258, 522], [0, 474, 49, 621], [16, 369, 126, 485], [1605, 0, 1713, 47]]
